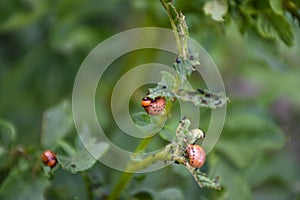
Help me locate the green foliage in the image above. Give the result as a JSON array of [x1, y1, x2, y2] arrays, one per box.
[[270, 0, 284, 14], [155, 188, 184, 200], [132, 112, 152, 126], [159, 118, 221, 190], [41, 101, 73, 148], [173, 56, 199, 81], [256, 10, 293, 46], [0, 167, 50, 200], [58, 138, 109, 172], [231, 0, 297, 46], [131, 187, 185, 200], [41, 100, 109, 173], [200, 0, 300, 46], [159, 125, 176, 142], [148, 71, 177, 99], [0, 100, 109, 199], [0, 119, 16, 153], [206, 108, 286, 199], [147, 70, 228, 109], [0, 0, 299, 199], [219, 110, 285, 168], [176, 88, 229, 108]]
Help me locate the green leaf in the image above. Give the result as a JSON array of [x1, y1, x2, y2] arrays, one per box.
[[256, 10, 293, 46], [132, 112, 151, 126], [130, 187, 184, 200], [217, 110, 285, 169], [58, 142, 108, 172], [248, 151, 300, 187], [50, 26, 99, 54], [155, 188, 184, 200], [0, 1, 46, 32], [203, 0, 228, 22], [176, 88, 229, 109], [173, 56, 198, 82], [58, 130, 109, 172], [159, 126, 175, 142], [148, 71, 177, 99], [131, 190, 153, 200], [0, 119, 16, 151], [172, 164, 192, 178], [0, 13, 34, 32], [0, 147, 6, 158], [247, 30, 286, 71], [130, 186, 156, 200], [283, 1, 300, 26], [45, 168, 88, 199], [57, 140, 77, 156], [236, 7, 253, 34], [210, 148, 300, 200], [269, 0, 283, 15], [41, 100, 73, 148], [209, 154, 253, 200], [0, 167, 50, 200]]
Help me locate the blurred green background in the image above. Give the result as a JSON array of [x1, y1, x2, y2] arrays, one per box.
[[0, 0, 300, 199]]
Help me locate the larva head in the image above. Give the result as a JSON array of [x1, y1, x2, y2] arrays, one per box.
[[141, 97, 153, 107]]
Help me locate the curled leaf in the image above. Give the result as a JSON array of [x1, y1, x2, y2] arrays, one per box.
[[176, 88, 229, 108], [148, 71, 177, 99], [0, 119, 16, 150], [203, 0, 228, 22]]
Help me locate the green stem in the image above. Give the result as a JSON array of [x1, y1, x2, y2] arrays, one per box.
[[108, 102, 174, 199], [159, 0, 189, 59], [124, 147, 171, 172], [108, 142, 169, 200], [109, 1, 189, 198], [108, 137, 154, 200], [185, 163, 221, 190], [160, 0, 183, 56], [108, 173, 132, 200], [80, 171, 93, 200]]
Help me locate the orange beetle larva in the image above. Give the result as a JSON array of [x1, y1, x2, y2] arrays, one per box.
[[41, 150, 58, 168], [141, 96, 166, 115], [186, 144, 206, 168]]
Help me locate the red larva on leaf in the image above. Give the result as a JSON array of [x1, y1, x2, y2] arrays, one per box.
[[186, 144, 206, 168], [141, 96, 166, 115], [41, 150, 58, 168]]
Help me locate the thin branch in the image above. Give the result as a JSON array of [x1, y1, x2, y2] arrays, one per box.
[[159, 0, 189, 58]]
